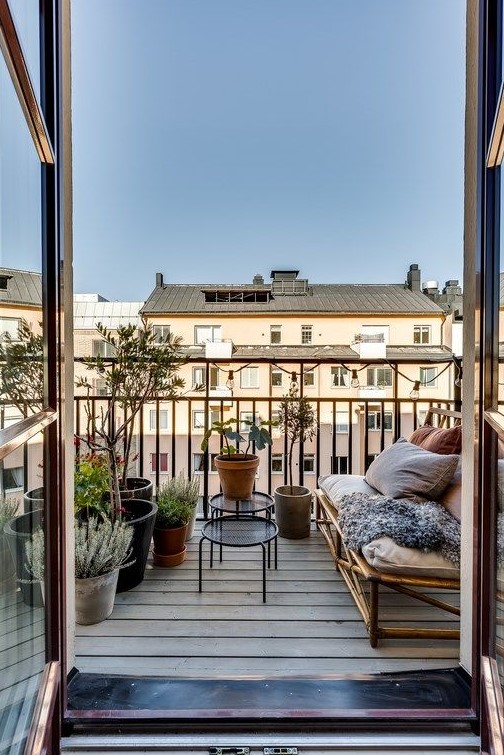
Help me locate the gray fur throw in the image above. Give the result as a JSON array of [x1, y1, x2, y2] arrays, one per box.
[[337, 493, 461, 566]]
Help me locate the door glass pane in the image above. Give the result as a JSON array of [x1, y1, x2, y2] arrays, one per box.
[[0, 51, 43, 425], [8, 0, 41, 102], [0, 440, 45, 754]]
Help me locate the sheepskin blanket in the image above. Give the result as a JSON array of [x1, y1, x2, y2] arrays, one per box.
[[337, 493, 461, 566]]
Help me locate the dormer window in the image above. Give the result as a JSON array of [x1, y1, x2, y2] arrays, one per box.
[[0, 275, 11, 290], [203, 290, 270, 303]]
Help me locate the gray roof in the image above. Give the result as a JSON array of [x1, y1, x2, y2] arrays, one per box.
[[184, 344, 453, 363], [142, 283, 445, 315], [0, 267, 42, 308]]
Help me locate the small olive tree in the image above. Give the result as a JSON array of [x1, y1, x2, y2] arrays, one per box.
[[76, 321, 188, 519], [277, 382, 317, 493]]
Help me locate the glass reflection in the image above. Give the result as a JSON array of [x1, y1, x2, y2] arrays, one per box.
[[0, 442, 45, 754], [7, 0, 40, 102]]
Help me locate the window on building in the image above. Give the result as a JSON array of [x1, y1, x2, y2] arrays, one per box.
[[420, 366, 438, 387], [149, 409, 169, 431], [335, 411, 349, 433], [331, 366, 349, 387], [193, 452, 218, 473], [0, 317, 20, 340], [331, 456, 348, 474], [366, 367, 393, 387], [365, 454, 379, 470], [367, 410, 393, 431], [413, 325, 431, 344], [271, 454, 283, 473], [92, 339, 116, 358], [271, 368, 283, 387], [240, 411, 260, 432], [240, 366, 259, 388], [194, 325, 222, 344], [151, 453, 168, 473], [152, 324, 171, 343], [301, 325, 313, 344], [192, 366, 219, 389], [2, 466, 23, 491], [303, 454, 315, 473], [94, 379, 108, 397], [193, 409, 220, 430], [303, 369, 315, 387], [270, 325, 281, 344]]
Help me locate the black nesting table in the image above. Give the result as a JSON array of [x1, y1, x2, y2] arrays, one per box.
[[198, 515, 278, 603], [209, 491, 274, 518]]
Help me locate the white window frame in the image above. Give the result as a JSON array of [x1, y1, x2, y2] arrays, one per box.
[[0, 317, 21, 341], [303, 454, 315, 474], [301, 325, 313, 344], [193, 452, 218, 474], [92, 339, 116, 358], [367, 410, 393, 431], [420, 366, 438, 387], [193, 409, 220, 431], [94, 378, 108, 397], [270, 325, 282, 344], [271, 454, 283, 473], [150, 452, 169, 473], [335, 411, 349, 433], [2, 465, 23, 491], [332, 456, 348, 474], [366, 367, 393, 388], [194, 325, 222, 345], [240, 366, 259, 389], [413, 325, 431, 345], [152, 324, 171, 344], [331, 366, 349, 388], [149, 409, 169, 431], [192, 365, 219, 389], [303, 369, 315, 388], [271, 368, 283, 387]]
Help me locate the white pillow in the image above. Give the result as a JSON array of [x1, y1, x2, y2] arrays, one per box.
[[362, 536, 459, 579], [318, 474, 379, 507]]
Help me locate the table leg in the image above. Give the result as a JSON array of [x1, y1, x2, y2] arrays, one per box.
[[261, 543, 266, 603], [274, 535, 278, 569], [198, 536, 204, 593]]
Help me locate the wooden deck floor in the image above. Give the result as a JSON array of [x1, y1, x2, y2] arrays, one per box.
[[75, 524, 460, 677]]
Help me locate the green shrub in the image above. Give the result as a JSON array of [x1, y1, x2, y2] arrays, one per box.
[[155, 488, 193, 530]]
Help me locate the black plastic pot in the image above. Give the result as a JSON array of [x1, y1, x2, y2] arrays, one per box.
[[121, 477, 153, 502], [116, 499, 157, 592], [4, 509, 44, 606]]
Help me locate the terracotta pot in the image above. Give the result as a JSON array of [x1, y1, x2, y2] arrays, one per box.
[[153, 523, 188, 566], [214, 454, 259, 500]]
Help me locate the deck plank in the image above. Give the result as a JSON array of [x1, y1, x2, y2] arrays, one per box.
[[75, 526, 460, 678]]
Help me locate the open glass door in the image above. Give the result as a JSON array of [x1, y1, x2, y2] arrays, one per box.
[[0, 1, 65, 752]]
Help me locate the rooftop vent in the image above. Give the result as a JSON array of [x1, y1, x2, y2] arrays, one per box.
[[422, 280, 439, 293], [253, 274, 264, 285], [406, 263, 421, 292], [156, 272, 164, 288], [270, 270, 300, 281], [270, 270, 311, 295]]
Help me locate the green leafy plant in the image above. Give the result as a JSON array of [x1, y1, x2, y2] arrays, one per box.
[[74, 517, 134, 579], [277, 383, 317, 493], [158, 472, 200, 509], [75, 321, 188, 519], [0, 319, 43, 417], [201, 417, 275, 458], [155, 488, 194, 530], [74, 453, 110, 515]]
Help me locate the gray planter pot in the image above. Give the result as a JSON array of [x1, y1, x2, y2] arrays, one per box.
[[274, 485, 312, 539], [75, 568, 119, 625]]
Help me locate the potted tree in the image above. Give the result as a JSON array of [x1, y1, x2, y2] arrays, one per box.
[[75, 321, 187, 591], [152, 485, 194, 567], [274, 383, 317, 538], [201, 416, 275, 500]]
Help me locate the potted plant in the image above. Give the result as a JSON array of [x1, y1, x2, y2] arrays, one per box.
[[74, 517, 134, 624], [0, 496, 19, 594], [155, 472, 201, 541], [274, 383, 317, 538], [201, 416, 275, 500], [75, 321, 188, 591], [153, 488, 194, 567]]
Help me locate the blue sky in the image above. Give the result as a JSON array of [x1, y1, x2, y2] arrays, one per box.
[[71, 0, 466, 301]]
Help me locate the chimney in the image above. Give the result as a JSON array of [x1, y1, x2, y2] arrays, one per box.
[[406, 264, 421, 292], [156, 272, 164, 288], [253, 274, 264, 285]]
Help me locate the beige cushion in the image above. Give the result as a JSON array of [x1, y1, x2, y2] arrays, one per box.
[[364, 438, 459, 502], [362, 536, 459, 578], [318, 474, 379, 507], [437, 459, 462, 522]]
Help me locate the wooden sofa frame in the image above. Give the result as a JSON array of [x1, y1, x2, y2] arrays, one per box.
[[315, 407, 462, 647]]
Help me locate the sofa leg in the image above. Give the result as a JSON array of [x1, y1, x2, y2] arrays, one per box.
[[369, 581, 379, 648]]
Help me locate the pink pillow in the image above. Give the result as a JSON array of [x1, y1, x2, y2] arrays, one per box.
[[409, 424, 462, 455]]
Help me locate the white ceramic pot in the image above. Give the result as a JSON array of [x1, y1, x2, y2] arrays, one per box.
[[185, 507, 198, 541], [75, 569, 119, 625]]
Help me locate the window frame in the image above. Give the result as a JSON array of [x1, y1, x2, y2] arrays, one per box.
[[301, 324, 313, 344], [413, 325, 431, 344], [270, 325, 282, 344], [240, 366, 259, 389]]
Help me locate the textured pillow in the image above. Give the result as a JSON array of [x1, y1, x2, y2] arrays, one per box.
[[362, 536, 459, 578], [409, 424, 462, 455], [437, 459, 462, 522], [364, 438, 459, 502], [318, 474, 379, 507]]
